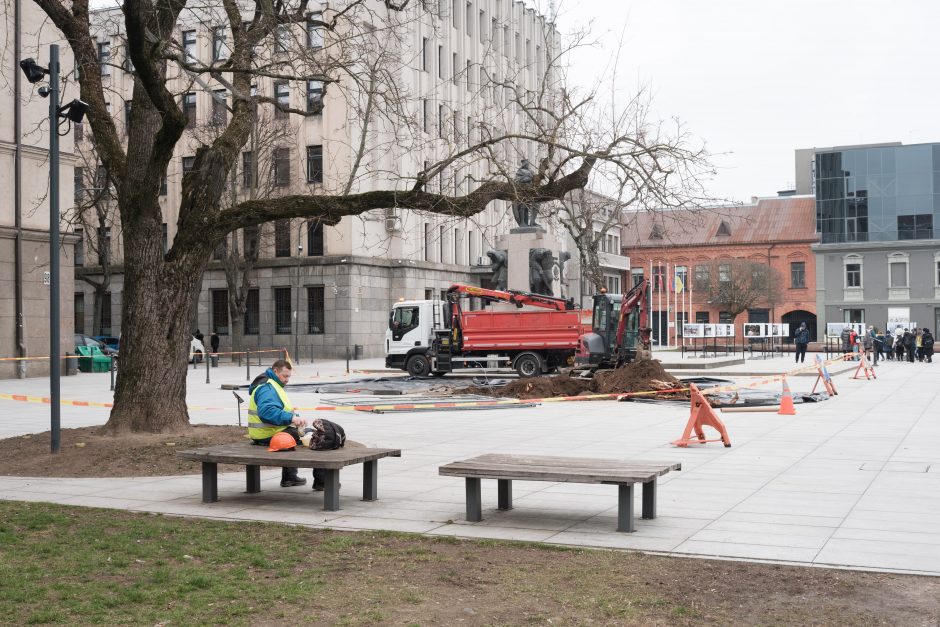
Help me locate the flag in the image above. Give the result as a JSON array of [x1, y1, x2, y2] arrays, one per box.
[[667, 276, 673, 293], [675, 274, 684, 294]]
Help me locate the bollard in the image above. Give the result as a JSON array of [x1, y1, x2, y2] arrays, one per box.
[[346, 345, 350, 374], [205, 349, 210, 384], [109, 355, 116, 391], [246, 350, 251, 381]]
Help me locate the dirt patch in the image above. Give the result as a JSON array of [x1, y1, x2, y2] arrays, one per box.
[[461, 360, 686, 400], [0, 426, 360, 478]]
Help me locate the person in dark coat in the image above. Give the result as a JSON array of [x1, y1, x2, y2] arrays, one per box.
[[895, 331, 906, 361], [840, 326, 853, 361], [923, 329, 935, 363], [903, 330, 916, 363], [794, 322, 809, 363], [210, 332, 220, 354]]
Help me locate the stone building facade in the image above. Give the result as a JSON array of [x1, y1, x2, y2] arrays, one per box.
[[72, 1, 569, 360], [621, 196, 819, 345]]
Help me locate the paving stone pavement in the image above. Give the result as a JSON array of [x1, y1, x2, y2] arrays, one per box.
[[1, 351, 938, 576]]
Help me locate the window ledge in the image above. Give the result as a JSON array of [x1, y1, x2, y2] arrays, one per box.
[[843, 288, 863, 302], [888, 287, 910, 301]]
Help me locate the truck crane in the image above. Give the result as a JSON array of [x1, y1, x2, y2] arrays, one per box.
[[575, 278, 653, 374]]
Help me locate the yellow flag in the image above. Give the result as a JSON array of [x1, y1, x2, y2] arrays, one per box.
[[675, 274, 684, 294]]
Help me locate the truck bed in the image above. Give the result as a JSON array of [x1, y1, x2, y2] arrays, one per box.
[[459, 310, 582, 351]]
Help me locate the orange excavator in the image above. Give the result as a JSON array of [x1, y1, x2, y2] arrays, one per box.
[[574, 278, 653, 374]]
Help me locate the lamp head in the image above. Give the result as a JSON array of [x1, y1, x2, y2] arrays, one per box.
[[19, 58, 48, 84], [58, 99, 89, 123]]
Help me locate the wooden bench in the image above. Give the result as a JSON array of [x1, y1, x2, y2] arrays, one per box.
[[439, 454, 680, 532], [178, 442, 401, 511]]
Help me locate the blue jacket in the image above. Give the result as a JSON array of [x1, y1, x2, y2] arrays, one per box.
[[248, 368, 293, 426], [794, 327, 809, 344]]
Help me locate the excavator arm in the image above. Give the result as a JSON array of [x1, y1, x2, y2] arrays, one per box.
[[445, 284, 576, 311], [613, 278, 652, 362]]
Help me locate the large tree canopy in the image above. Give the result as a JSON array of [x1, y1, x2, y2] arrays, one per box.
[[34, 0, 706, 432]]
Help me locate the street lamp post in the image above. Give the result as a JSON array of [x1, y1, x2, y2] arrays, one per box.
[[20, 45, 88, 454]]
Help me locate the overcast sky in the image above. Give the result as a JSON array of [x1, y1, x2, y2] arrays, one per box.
[[552, 0, 940, 203]]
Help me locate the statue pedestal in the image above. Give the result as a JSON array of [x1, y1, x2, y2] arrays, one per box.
[[495, 228, 563, 297]]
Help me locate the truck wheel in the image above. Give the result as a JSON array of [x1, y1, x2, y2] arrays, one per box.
[[514, 353, 542, 378], [431, 371, 447, 377], [406, 354, 431, 377]]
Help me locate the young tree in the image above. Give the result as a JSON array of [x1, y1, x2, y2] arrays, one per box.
[[703, 259, 782, 320], [34, 0, 707, 433]]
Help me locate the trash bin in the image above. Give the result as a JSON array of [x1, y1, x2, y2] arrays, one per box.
[[210, 354, 219, 367]]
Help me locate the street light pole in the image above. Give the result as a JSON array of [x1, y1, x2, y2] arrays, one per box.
[[48, 44, 61, 454]]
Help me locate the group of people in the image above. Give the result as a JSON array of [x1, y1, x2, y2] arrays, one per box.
[[840, 325, 934, 365]]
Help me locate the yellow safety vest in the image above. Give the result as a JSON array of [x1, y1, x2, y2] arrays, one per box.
[[247, 379, 293, 441]]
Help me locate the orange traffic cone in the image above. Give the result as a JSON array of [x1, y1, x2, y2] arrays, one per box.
[[672, 384, 732, 447], [778, 377, 796, 415]]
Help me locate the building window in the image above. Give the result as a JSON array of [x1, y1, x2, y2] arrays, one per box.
[[162, 223, 168, 254], [74, 293, 85, 334], [790, 261, 805, 288], [213, 233, 226, 260], [212, 27, 229, 60], [160, 176, 167, 195], [244, 225, 259, 260], [307, 286, 325, 334], [466, 2, 473, 36], [182, 29, 197, 61], [274, 287, 292, 334], [674, 265, 688, 290], [242, 151, 254, 188], [604, 274, 621, 294], [845, 263, 861, 288], [889, 259, 908, 288], [307, 221, 324, 256], [274, 81, 289, 119], [122, 43, 134, 72], [421, 37, 429, 71], [306, 80, 323, 113], [273, 147, 290, 187], [123, 100, 132, 131], [183, 92, 196, 127], [244, 288, 259, 334], [275, 24, 290, 53], [98, 41, 110, 75], [897, 214, 933, 240], [211, 289, 229, 335], [97, 227, 111, 266], [424, 223, 431, 261], [630, 268, 644, 287], [438, 104, 445, 138], [695, 311, 709, 324], [182, 156, 195, 174], [844, 309, 864, 324], [718, 263, 731, 283], [74, 121, 83, 141], [307, 13, 323, 49], [274, 219, 291, 257], [73, 167, 84, 204], [718, 311, 733, 324], [74, 228, 84, 267], [438, 45, 444, 78], [100, 292, 112, 335], [211, 90, 227, 125], [306, 145, 323, 183], [452, 52, 458, 85], [936, 256, 940, 287], [422, 99, 429, 133], [694, 264, 709, 290]]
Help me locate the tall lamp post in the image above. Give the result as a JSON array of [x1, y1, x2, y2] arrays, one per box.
[[20, 46, 89, 454]]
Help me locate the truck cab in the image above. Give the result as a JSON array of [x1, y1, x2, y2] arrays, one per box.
[[384, 299, 450, 376]]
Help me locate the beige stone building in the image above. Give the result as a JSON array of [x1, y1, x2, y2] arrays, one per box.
[[74, 0, 571, 360], [1, 1, 78, 378]]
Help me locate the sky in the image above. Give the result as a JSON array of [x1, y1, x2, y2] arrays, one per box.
[[550, 0, 940, 203]]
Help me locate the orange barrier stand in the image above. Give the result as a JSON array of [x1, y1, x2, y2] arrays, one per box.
[[852, 350, 877, 380], [812, 355, 838, 395], [671, 383, 731, 448]]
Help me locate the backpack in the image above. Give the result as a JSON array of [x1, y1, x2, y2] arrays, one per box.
[[306, 418, 346, 450]]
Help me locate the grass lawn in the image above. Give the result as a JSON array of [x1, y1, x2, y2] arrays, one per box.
[[1, 501, 938, 626]]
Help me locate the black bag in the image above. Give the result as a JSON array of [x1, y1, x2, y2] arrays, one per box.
[[307, 418, 346, 450]]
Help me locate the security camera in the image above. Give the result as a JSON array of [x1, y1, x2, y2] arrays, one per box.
[[19, 58, 48, 84], [58, 99, 89, 123]]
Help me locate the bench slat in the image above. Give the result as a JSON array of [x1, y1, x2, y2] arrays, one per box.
[[178, 442, 401, 470], [470, 454, 680, 471], [439, 455, 679, 484]]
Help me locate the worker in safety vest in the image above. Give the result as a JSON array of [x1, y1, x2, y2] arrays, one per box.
[[248, 359, 326, 489]]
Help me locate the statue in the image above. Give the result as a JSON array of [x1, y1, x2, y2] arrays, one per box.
[[558, 251, 572, 297], [511, 159, 540, 228], [486, 249, 508, 290], [528, 248, 554, 295]]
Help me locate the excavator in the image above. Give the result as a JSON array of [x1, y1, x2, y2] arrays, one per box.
[[574, 278, 653, 375]]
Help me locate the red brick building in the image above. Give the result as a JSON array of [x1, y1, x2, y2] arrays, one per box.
[[621, 196, 819, 345]]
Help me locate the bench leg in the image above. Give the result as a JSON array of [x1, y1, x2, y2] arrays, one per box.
[[362, 460, 378, 501], [465, 477, 482, 522], [322, 469, 341, 511], [642, 478, 657, 520], [497, 479, 512, 510], [202, 462, 218, 503], [246, 465, 261, 494], [617, 483, 635, 532]]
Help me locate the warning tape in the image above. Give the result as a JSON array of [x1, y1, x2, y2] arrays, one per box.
[[0, 348, 287, 363]]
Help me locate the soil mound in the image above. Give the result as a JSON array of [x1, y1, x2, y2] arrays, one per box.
[[593, 360, 679, 395], [463, 376, 593, 400]]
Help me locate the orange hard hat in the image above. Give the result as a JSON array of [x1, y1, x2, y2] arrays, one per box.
[[268, 431, 297, 452]]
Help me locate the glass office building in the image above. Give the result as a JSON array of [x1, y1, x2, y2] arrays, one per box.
[[815, 143, 939, 243]]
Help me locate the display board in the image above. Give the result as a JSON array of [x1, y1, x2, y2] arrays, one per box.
[[826, 322, 865, 337], [715, 323, 735, 337], [744, 323, 766, 338], [682, 323, 704, 338], [886, 322, 918, 335]]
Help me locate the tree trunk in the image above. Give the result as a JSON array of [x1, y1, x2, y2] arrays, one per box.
[[102, 213, 211, 434]]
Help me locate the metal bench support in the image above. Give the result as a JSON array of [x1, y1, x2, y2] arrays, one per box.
[[202, 462, 218, 503], [323, 469, 341, 511], [497, 479, 513, 510], [246, 465, 261, 493], [617, 483, 635, 532], [642, 478, 657, 519], [362, 460, 378, 501]]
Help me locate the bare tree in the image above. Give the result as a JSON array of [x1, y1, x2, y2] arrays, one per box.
[[702, 259, 782, 320], [32, 0, 709, 433]]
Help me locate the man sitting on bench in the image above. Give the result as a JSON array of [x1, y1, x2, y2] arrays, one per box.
[[248, 359, 326, 490]]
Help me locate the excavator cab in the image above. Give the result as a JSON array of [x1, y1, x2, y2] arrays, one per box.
[[578, 293, 638, 368]]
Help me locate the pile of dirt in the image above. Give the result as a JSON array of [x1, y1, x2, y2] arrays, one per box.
[[460, 360, 686, 400], [592, 359, 680, 394]]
